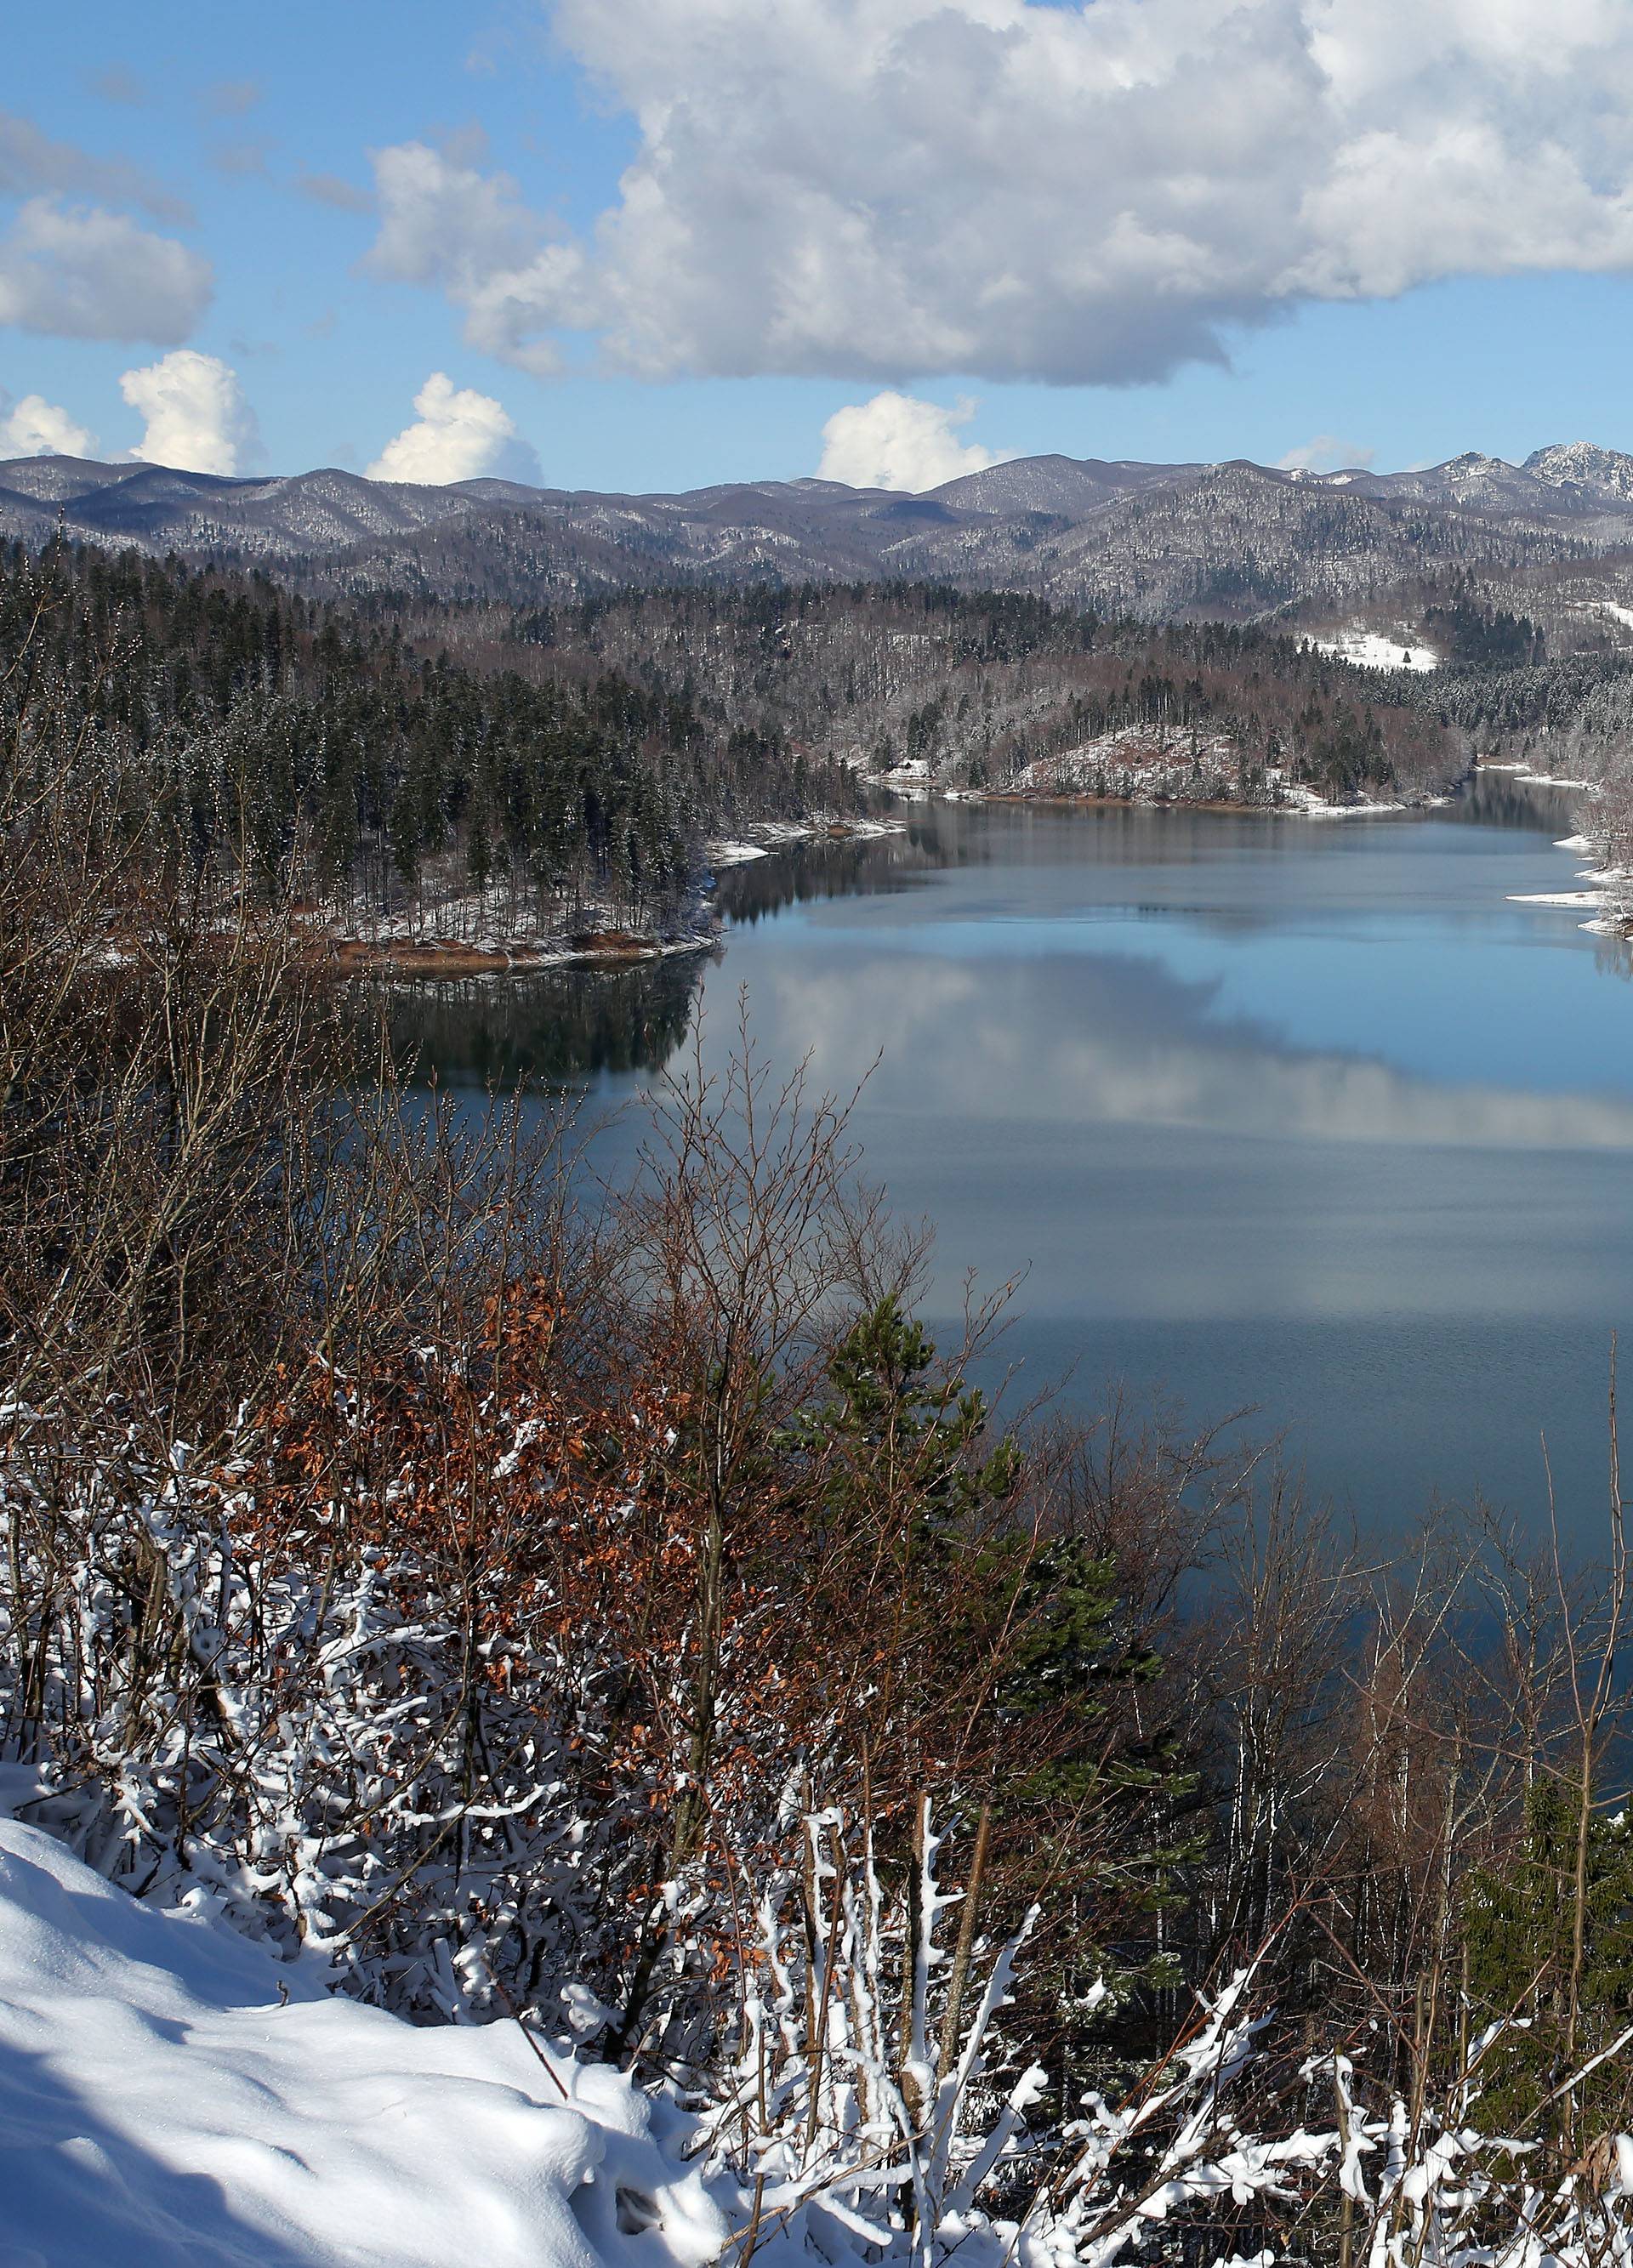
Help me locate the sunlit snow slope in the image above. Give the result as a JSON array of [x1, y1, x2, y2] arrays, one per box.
[[0, 1816, 725, 2268]]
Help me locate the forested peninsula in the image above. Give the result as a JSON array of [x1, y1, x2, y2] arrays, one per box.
[[2, 541, 1480, 982]]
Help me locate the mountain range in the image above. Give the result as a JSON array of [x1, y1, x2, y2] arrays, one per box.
[[9, 441, 1633, 648]]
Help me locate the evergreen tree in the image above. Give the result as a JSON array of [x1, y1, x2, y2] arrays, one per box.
[[1462, 1777, 1633, 2137], [797, 1298, 1200, 2043]]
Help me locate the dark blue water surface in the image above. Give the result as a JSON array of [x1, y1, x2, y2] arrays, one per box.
[[401, 777, 1633, 1542]]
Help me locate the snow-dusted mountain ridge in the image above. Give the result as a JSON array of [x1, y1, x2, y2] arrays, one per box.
[[11, 441, 1633, 639]]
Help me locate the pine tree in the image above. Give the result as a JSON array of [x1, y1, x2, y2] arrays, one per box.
[[796, 1298, 1199, 2038], [1462, 1776, 1633, 2137]]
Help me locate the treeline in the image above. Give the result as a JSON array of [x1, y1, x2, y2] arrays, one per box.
[[0, 539, 861, 945], [3, 546, 1470, 964], [1399, 642, 1633, 903], [1413, 651, 1633, 747], [1422, 597, 1548, 668]]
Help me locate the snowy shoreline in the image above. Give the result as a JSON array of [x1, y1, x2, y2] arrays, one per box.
[[935, 779, 1440, 821], [1477, 759, 1599, 791], [328, 814, 905, 977], [1466, 766, 1630, 935], [881, 736, 1446, 821], [1508, 839, 1631, 936]]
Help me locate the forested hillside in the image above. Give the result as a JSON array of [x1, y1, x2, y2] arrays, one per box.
[[17, 444, 1633, 651], [0, 545, 1470, 979], [0, 539, 862, 955], [435, 582, 1469, 805]]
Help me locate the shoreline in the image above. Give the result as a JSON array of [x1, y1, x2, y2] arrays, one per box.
[[329, 929, 718, 978], [932, 777, 1445, 821], [1476, 772, 1630, 939], [328, 776, 1630, 974], [1509, 838, 1630, 938], [327, 812, 906, 978], [1476, 759, 1599, 791]]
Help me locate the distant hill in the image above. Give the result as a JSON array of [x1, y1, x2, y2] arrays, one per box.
[[11, 441, 1633, 650]]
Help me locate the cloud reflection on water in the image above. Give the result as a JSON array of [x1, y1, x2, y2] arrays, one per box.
[[746, 945, 1633, 1153]]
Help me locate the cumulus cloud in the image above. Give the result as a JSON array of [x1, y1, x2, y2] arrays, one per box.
[[363, 0, 1633, 384], [0, 115, 207, 345], [816, 391, 1008, 491], [120, 350, 259, 475], [0, 199, 210, 341], [365, 142, 585, 375], [366, 372, 540, 485], [0, 391, 95, 458], [1279, 435, 1376, 472]]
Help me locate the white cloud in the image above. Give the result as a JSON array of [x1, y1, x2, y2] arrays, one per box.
[[0, 199, 210, 342], [362, 0, 1633, 384], [1279, 435, 1376, 473], [0, 391, 95, 458], [120, 350, 259, 475], [366, 372, 540, 485], [365, 142, 585, 375], [816, 391, 1007, 491]]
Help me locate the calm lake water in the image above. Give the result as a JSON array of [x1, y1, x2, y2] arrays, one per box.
[[400, 776, 1633, 1542]]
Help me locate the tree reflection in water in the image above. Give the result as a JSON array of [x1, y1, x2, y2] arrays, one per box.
[[712, 827, 949, 928], [373, 828, 954, 1090], [380, 951, 712, 1089]]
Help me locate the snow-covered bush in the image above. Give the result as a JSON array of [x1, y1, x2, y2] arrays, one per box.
[[0, 1338, 702, 2023], [8, 1403, 1633, 2268], [687, 1799, 1633, 2268]]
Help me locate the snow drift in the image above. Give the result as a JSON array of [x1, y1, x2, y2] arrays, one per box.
[[0, 1812, 725, 2268]]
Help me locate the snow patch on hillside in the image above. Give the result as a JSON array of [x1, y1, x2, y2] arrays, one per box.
[[1001, 728, 1403, 815], [1309, 629, 1439, 673], [0, 1809, 724, 2268], [1009, 723, 1251, 802]]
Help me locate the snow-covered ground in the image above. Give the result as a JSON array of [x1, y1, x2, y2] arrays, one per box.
[[1308, 629, 1440, 673], [3, 1797, 1628, 2267], [992, 728, 1413, 817], [1506, 833, 1631, 936], [711, 816, 905, 857], [318, 815, 905, 967], [0, 1810, 724, 2268], [1478, 760, 1598, 789], [1274, 780, 1408, 817], [1005, 724, 1248, 803], [325, 891, 718, 968]]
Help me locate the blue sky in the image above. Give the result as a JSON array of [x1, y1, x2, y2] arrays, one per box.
[[9, 0, 1633, 492]]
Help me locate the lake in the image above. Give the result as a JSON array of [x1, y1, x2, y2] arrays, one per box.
[[399, 775, 1633, 1543]]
